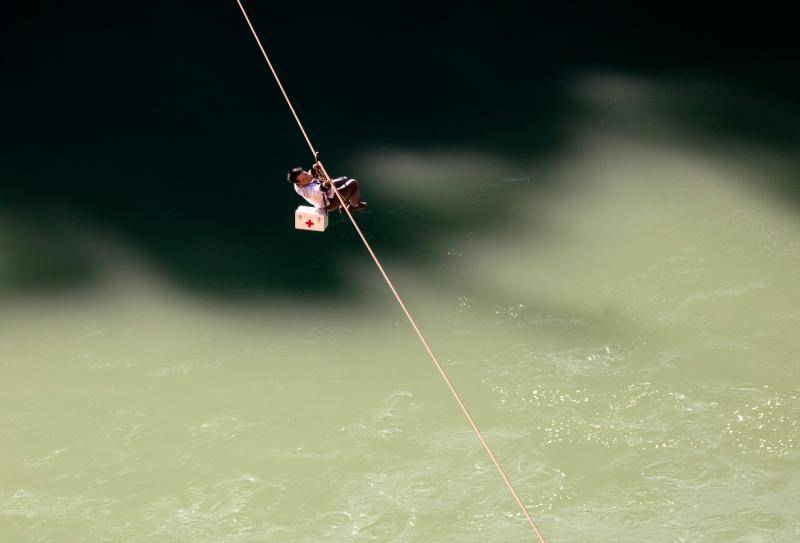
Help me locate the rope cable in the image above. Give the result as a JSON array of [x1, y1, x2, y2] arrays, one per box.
[[234, 0, 316, 157], [233, 2, 548, 541]]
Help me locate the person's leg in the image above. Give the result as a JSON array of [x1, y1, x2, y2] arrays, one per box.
[[331, 178, 362, 207], [324, 177, 346, 210], [342, 179, 362, 207], [325, 198, 341, 212]]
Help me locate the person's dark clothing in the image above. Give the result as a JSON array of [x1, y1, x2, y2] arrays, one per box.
[[324, 176, 362, 211]]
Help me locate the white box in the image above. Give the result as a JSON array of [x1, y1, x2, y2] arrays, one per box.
[[295, 205, 328, 232]]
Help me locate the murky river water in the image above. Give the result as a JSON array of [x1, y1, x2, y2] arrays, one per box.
[[2, 74, 799, 541]]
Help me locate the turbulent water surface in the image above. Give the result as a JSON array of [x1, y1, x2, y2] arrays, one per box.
[[2, 74, 800, 542]]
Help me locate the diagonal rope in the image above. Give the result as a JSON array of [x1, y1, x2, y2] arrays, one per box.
[[234, 0, 316, 157], [233, 2, 548, 541]]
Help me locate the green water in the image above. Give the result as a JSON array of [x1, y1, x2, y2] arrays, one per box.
[[2, 74, 799, 542]]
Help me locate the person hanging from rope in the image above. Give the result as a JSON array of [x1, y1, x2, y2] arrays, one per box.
[[288, 160, 368, 213]]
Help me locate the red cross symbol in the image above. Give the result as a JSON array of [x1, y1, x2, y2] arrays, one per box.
[[305, 219, 314, 228]]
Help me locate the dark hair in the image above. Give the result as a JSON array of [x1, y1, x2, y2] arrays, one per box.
[[287, 166, 304, 184]]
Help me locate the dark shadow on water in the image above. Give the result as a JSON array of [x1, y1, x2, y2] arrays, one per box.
[[1, 1, 798, 299]]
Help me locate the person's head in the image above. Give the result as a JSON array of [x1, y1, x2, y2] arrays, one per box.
[[288, 166, 313, 186]]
